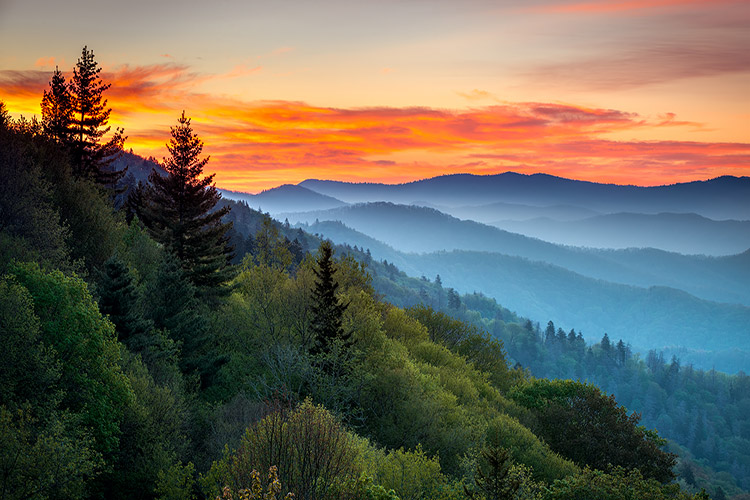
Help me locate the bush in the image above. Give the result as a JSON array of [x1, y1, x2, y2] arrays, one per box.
[[202, 399, 361, 500]]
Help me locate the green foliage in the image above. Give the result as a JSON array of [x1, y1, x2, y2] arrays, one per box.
[[0, 115, 72, 272], [156, 461, 198, 500], [0, 277, 60, 416], [0, 275, 101, 499], [9, 262, 134, 456], [406, 304, 477, 350], [465, 446, 523, 500], [483, 415, 578, 483], [143, 252, 220, 387], [366, 445, 446, 500], [53, 169, 125, 273], [253, 215, 294, 271], [0, 405, 100, 500], [541, 467, 701, 500], [202, 399, 361, 500], [102, 352, 190, 499], [509, 379, 676, 482]]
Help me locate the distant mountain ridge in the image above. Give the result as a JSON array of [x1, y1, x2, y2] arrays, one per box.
[[220, 184, 348, 214], [301, 220, 750, 365], [292, 204, 750, 306], [491, 212, 750, 256], [299, 173, 750, 220]]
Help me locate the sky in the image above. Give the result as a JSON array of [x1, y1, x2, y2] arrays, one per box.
[[1, 0, 748, 192]]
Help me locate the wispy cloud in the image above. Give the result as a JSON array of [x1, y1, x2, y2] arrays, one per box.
[[525, 39, 750, 90], [1, 62, 747, 191], [527, 0, 742, 15]]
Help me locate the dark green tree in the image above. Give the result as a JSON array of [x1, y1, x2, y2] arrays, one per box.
[[69, 46, 126, 187], [141, 111, 234, 300], [510, 379, 676, 482], [0, 111, 72, 272], [465, 446, 522, 500], [143, 253, 220, 387], [309, 241, 349, 357], [40, 66, 73, 144], [97, 255, 152, 346]]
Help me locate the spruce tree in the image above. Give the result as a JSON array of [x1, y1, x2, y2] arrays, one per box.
[[142, 253, 218, 384], [310, 241, 349, 357], [98, 256, 151, 346], [141, 111, 234, 299], [40, 66, 73, 144], [69, 46, 126, 187]]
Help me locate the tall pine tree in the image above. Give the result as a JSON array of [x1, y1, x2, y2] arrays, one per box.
[[40, 66, 73, 144], [310, 240, 349, 357], [69, 46, 126, 187], [140, 111, 234, 299]]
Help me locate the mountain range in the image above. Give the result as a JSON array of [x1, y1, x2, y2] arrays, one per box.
[[299, 173, 750, 220], [221, 172, 750, 371]]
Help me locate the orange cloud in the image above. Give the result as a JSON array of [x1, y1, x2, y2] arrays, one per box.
[[1, 63, 747, 192], [529, 0, 740, 15], [34, 57, 58, 68]]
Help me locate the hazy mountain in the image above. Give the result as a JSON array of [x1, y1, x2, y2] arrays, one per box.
[[300, 173, 750, 220], [302, 220, 418, 274], [293, 203, 750, 306], [300, 217, 750, 365], [109, 150, 166, 184], [491, 212, 750, 256], [400, 250, 750, 357], [445, 202, 601, 223], [220, 184, 348, 215]]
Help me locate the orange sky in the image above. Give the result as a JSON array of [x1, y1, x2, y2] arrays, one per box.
[[1, 0, 748, 192]]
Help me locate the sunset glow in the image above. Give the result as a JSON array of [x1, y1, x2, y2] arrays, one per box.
[[1, 0, 748, 192]]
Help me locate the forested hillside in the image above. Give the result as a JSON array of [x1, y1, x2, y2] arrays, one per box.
[[0, 49, 734, 500], [348, 255, 750, 498]]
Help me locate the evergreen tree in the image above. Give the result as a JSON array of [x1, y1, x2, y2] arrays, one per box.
[[125, 180, 146, 224], [309, 241, 349, 357], [40, 66, 73, 144], [144, 253, 219, 387], [69, 46, 126, 187], [545, 321, 557, 345], [447, 288, 461, 309], [465, 445, 522, 500], [97, 256, 152, 346], [141, 111, 234, 299]]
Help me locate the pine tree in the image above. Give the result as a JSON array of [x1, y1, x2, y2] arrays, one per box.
[[97, 256, 152, 346], [144, 253, 218, 386], [69, 46, 126, 187], [141, 111, 234, 299], [40, 67, 73, 143], [310, 241, 349, 357], [465, 446, 522, 500]]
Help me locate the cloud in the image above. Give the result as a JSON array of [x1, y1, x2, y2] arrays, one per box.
[[457, 89, 496, 101], [217, 64, 263, 80], [527, 0, 742, 15], [525, 39, 750, 90], [1, 62, 747, 191], [34, 57, 58, 68], [271, 47, 294, 56]]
